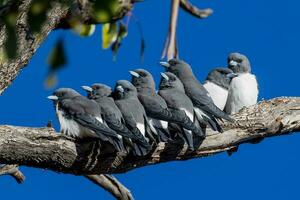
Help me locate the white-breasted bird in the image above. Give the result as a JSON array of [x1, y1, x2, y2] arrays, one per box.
[[225, 53, 259, 114], [203, 68, 235, 110]]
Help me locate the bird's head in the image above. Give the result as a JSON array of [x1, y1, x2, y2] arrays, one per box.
[[47, 88, 80, 102], [130, 69, 155, 90], [227, 52, 251, 73], [82, 83, 112, 99], [113, 80, 137, 100], [160, 58, 193, 78], [159, 72, 185, 92], [206, 68, 236, 90]]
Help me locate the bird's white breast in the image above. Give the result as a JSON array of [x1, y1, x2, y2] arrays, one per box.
[[203, 81, 228, 110], [225, 73, 258, 114], [56, 104, 98, 138]]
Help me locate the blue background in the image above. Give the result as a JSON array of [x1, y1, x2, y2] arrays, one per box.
[[1, 0, 300, 199]]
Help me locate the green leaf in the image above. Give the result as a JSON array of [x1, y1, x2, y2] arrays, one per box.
[[71, 21, 96, 37], [47, 38, 67, 71], [44, 73, 58, 89], [28, 0, 50, 33], [93, 0, 119, 23], [119, 23, 128, 39], [102, 22, 118, 49]]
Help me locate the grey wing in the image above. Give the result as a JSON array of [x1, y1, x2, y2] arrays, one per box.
[[61, 99, 118, 140], [187, 83, 234, 122]]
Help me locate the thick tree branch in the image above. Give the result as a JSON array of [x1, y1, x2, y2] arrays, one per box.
[[0, 97, 299, 175], [86, 174, 134, 200], [0, 164, 25, 183]]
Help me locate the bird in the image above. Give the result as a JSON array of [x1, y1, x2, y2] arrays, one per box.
[[47, 88, 126, 152], [129, 69, 171, 143], [113, 80, 156, 150], [160, 59, 234, 133], [130, 69, 204, 148], [82, 83, 151, 156], [159, 72, 205, 150], [203, 68, 235, 110], [225, 52, 259, 114]]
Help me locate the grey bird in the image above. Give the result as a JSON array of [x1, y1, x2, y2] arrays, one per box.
[[160, 59, 234, 133], [113, 80, 156, 150], [47, 88, 125, 152], [82, 83, 151, 156], [130, 69, 204, 146], [225, 52, 259, 114], [203, 68, 235, 110], [159, 72, 205, 150]]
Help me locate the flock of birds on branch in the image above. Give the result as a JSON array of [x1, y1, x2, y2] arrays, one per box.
[[47, 52, 258, 156]]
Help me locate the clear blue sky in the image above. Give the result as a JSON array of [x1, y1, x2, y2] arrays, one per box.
[[1, 0, 300, 199]]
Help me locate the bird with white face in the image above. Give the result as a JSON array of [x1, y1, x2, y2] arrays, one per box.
[[203, 68, 235, 110], [225, 53, 259, 114], [47, 88, 126, 152]]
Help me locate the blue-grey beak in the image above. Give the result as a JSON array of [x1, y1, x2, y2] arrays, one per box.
[[47, 95, 58, 101], [159, 61, 170, 68], [227, 73, 238, 79], [160, 72, 169, 81], [229, 60, 238, 67], [81, 86, 93, 92], [116, 85, 124, 93], [129, 70, 140, 78]]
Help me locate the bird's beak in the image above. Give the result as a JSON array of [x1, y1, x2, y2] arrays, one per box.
[[227, 73, 238, 79], [229, 60, 238, 67], [160, 72, 169, 81], [81, 85, 93, 92], [159, 61, 170, 68], [116, 85, 124, 93], [129, 70, 140, 78], [47, 95, 58, 101]]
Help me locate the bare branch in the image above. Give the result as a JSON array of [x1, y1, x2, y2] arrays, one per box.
[[180, 0, 213, 19], [0, 164, 25, 183], [162, 0, 180, 60], [86, 175, 134, 200], [0, 97, 299, 175]]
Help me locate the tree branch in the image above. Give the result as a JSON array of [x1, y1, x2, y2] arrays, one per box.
[[0, 164, 25, 183], [0, 0, 133, 95], [180, 0, 213, 19], [86, 174, 134, 200], [162, 0, 180, 60], [0, 97, 299, 175]]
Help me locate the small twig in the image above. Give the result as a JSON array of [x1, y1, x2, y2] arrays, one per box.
[[180, 0, 213, 19], [0, 164, 25, 183], [86, 174, 134, 200]]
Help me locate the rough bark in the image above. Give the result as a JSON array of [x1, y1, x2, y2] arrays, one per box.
[[0, 97, 299, 175], [0, 0, 133, 95]]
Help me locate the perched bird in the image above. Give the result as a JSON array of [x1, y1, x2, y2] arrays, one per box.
[[130, 69, 170, 142], [47, 88, 125, 152], [160, 59, 234, 133], [225, 53, 259, 114], [82, 83, 151, 156], [113, 80, 156, 149], [203, 68, 235, 110], [130, 69, 204, 148], [159, 72, 205, 150]]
